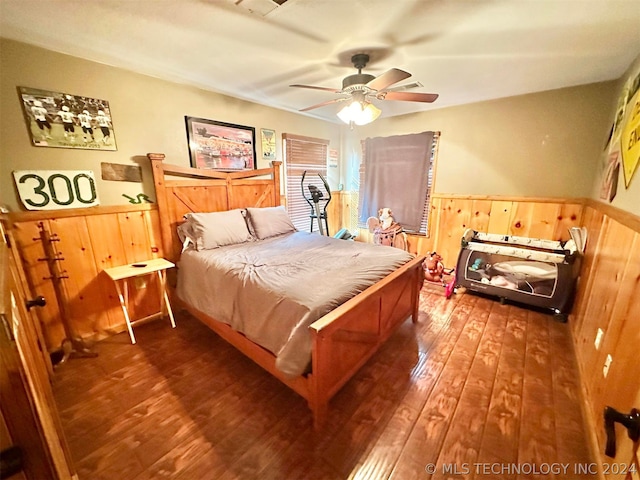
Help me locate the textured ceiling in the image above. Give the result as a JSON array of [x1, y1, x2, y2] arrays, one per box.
[[1, 0, 639, 123]]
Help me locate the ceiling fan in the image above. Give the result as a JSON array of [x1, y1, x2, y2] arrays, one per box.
[[290, 53, 438, 123]]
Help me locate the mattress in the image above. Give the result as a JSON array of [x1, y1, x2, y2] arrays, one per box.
[[176, 231, 414, 377]]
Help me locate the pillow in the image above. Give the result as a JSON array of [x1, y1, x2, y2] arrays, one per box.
[[182, 209, 253, 250], [246, 206, 296, 240], [241, 208, 256, 238], [177, 222, 197, 252]]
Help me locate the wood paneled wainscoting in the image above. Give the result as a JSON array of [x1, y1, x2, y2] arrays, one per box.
[[355, 193, 584, 269], [8, 204, 164, 352], [569, 200, 640, 479]]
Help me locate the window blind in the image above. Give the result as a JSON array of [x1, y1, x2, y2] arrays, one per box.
[[283, 133, 329, 232]]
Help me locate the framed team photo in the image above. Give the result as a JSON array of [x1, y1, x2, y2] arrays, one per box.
[[185, 116, 256, 170], [18, 86, 117, 151]]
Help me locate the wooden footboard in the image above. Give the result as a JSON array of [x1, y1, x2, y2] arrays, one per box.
[[173, 254, 424, 429], [148, 153, 425, 429], [308, 254, 424, 428]]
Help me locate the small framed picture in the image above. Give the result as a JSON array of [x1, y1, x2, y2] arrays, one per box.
[[18, 86, 117, 151], [185, 116, 256, 170], [261, 128, 276, 160]]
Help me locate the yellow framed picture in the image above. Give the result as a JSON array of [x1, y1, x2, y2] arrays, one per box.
[[261, 128, 276, 161]]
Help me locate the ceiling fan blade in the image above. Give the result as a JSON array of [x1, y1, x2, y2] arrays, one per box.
[[382, 81, 423, 93], [299, 97, 348, 112], [366, 68, 412, 92], [290, 84, 341, 93], [378, 91, 439, 103]]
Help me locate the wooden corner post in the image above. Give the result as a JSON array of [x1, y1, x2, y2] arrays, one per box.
[[272, 161, 282, 206], [147, 153, 174, 263]]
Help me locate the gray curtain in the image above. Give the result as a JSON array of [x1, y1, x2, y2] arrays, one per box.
[[358, 131, 433, 232]]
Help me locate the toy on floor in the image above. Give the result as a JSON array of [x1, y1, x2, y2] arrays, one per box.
[[444, 275, 456, 298], [424, 251, 445, 283], [423, 251, 456, 298], [366, 207, 408, 251]]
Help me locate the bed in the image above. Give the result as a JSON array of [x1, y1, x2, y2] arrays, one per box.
[[148, 153, 425, 428]]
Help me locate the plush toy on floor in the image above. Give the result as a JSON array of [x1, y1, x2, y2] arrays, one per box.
[[424, 251, 446, 283], [423, 251, 457, 298], [366, 207, 408, 251]]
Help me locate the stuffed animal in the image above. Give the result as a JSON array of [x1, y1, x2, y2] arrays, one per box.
[[378, 207, 394, 230], [366, 208, 408, 251], [424, 251, 445, 283]]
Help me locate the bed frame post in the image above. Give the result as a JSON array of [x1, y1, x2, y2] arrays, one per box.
[[413, 262, 424, 323], [310, 391, 328, 431], [271, 161, 282, 206], [308, 332, 330, 430], [147, 153, 175, 262]]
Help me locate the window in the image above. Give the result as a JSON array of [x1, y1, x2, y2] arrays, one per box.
[[283, 133, 329, 232], [358, 131, 440, 235]]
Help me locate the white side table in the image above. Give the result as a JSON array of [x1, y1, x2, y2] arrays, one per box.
[[105, 258, 176, 344]]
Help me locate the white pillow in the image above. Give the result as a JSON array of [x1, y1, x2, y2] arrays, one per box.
[[182, 209, 253, 250], [245, 206, 296, 240], [177, 222, 197, 252]]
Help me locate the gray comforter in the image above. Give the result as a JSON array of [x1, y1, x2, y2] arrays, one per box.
[[176, 232, 414, 377]]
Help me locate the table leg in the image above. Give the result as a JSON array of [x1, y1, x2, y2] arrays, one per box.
[[114, 279, 136, 344], [157, 270, 176, 328]]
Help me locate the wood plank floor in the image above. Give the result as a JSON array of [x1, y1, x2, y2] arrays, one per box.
[[52, 287, 594, 480]]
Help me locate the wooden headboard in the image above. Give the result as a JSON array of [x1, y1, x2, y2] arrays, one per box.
[[148, 153, 282, 264]]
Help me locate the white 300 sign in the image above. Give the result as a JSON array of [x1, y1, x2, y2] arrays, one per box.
[[13, 170, 100, 210]]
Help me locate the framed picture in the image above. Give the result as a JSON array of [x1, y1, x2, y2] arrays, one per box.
[[18, 86, 117, 151], [185, 116, 256, 170], [261, 128, 276, 160]]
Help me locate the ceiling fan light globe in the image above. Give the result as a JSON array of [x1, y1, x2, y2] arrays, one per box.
[[336, 108, 351, 124], [356, 103, 381, 125], [337, 101, 361, 124], [337, 101, 380, 126]]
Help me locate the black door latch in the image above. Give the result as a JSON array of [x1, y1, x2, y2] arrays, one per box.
[[604, 406, 640, 458], [25, 295, 46, 311]]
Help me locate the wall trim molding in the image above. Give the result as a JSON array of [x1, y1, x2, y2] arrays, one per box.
[[430, 193, 585, 204], [7, 203, 157, 223], [584, 198, 640, 233]]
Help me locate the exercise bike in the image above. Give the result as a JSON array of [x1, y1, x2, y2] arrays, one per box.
[[301, 170, 331, 236], [301, 171, 354, 240]]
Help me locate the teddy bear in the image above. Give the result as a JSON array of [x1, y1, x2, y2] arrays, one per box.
[[423, 251, 445, 283]]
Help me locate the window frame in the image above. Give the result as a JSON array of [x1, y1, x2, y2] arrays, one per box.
[[282, 133, 330, 233]]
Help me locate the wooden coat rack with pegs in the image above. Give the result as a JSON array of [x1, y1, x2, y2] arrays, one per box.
[[36, 222, 97, 362]]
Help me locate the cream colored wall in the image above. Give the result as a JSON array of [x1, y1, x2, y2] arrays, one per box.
[[344, 82, 616, 199], [0, 39, 341, 211], [1, 37, 625, 215], [590, 53, 640, 216]]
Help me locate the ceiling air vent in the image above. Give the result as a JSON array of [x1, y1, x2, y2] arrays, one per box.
[[233, 0, 289, 16]]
